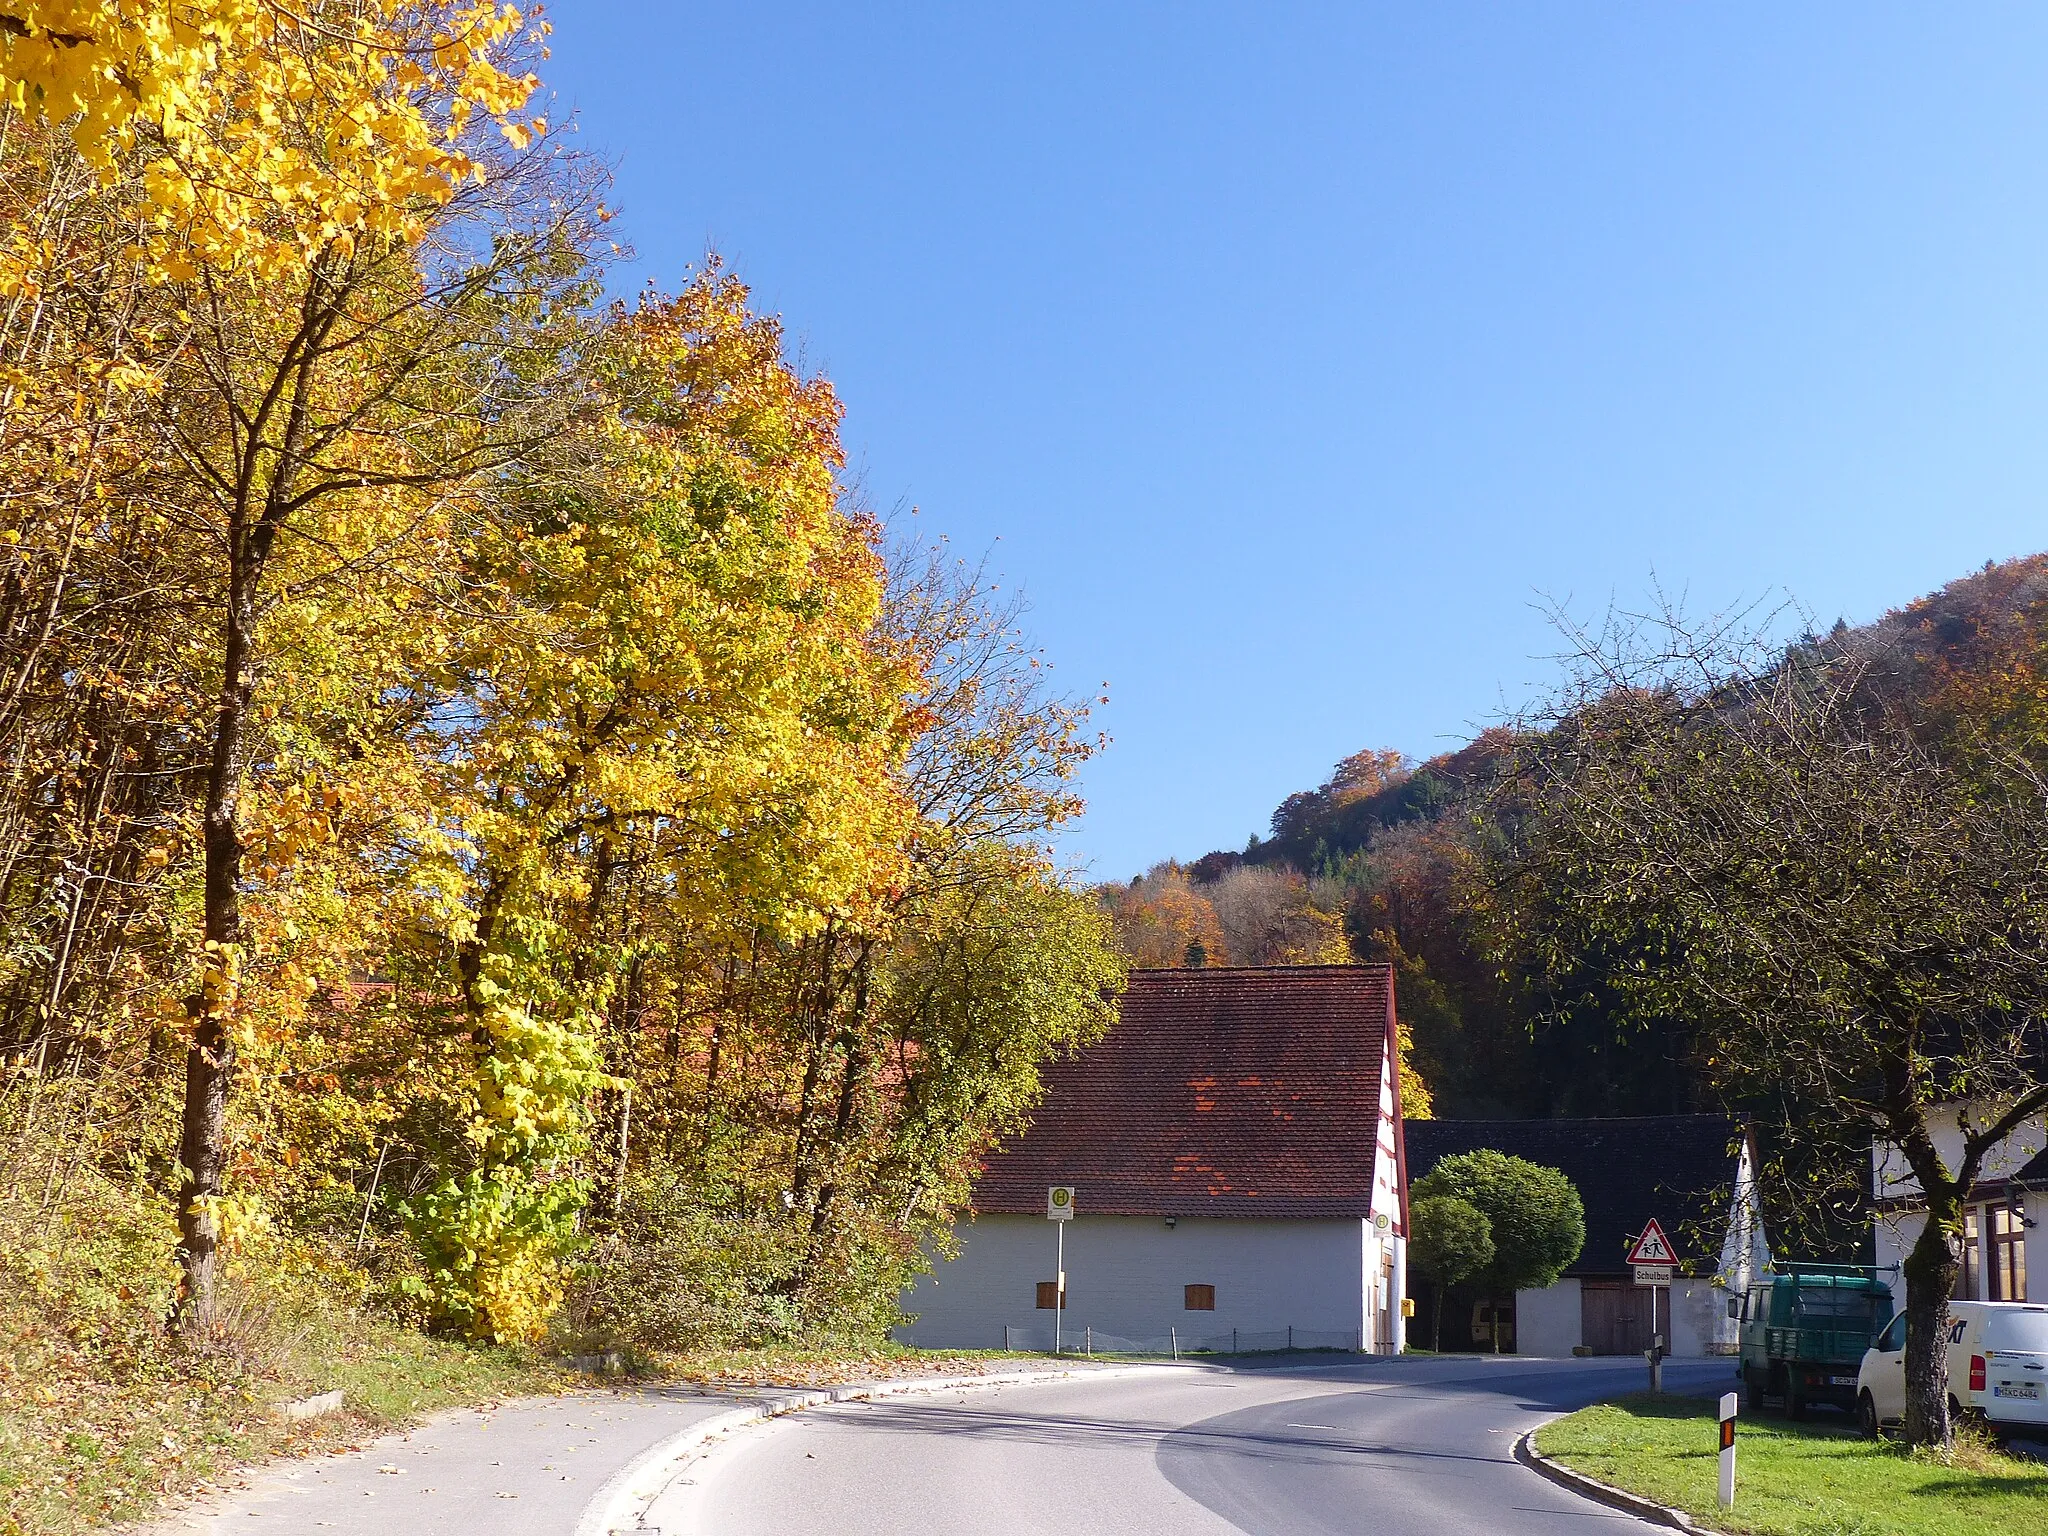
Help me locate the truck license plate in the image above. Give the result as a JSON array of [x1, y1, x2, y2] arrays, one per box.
[[1993, 1381, 2041, 1400]]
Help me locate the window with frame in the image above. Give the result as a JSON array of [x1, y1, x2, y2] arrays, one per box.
[[1184, 1284, 1216, 1311], [1990, 1198, 2027, 1302], [1958, 1208, 1981, 1300], [1036, 1280, 1066, 1310]]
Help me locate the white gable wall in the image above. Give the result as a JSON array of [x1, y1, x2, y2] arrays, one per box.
[[1373, 1021, 1409, 1354], [1872, 1103, 2048, 1308], [898, 1214, 1376, 1352], [1871, 1104, 2047, 1204]]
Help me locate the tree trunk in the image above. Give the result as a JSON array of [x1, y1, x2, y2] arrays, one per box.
[[1432, 1280, 1443, 1353], [173, 570, 255, 1332], [1901, 1195, 1962, 1448], [607, 1081, 632, 1220]]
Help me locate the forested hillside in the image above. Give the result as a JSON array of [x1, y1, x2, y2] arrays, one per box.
[[1101, 554, 2048, 1130]]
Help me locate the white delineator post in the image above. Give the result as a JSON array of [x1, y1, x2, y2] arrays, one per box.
[[1717, 1391, 1738, 1507]]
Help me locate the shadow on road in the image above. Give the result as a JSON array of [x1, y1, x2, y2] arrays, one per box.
[[814, 1397, 1516, 1472], [799, 1358, 1727, 1473]]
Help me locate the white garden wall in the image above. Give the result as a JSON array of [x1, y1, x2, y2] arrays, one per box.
[[1513, 1279, 1581, 1356], [1668, 1279, 1730, 1356]]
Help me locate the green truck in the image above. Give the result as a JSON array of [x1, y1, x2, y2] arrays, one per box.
[[1737, 1265, 1895, 1418]]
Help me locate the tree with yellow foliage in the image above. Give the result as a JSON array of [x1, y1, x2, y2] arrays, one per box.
[[0, 2, 541, 270], [389, 270, 915, 1340], [0, 2, 581, 1329]]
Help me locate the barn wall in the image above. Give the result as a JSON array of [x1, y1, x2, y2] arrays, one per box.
[[1513, 1277, 1730, 1358], [898, 1214, 1369, 1351]]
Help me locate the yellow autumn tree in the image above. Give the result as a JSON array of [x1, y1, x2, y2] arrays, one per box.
[[0, 2, 540, 271], [0, 2, 583, 1329], [380, 269, 913, 1340]]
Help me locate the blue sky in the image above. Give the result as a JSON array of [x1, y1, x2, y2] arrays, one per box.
[[543, 3, 2048, 881]]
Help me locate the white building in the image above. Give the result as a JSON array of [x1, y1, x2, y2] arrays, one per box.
[[1872, 1104, 2047, 1305], [1403, 1116, 1769, 1357], [898, 965, 1411, 1354]]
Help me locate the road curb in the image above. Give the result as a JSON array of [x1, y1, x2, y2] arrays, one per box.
[[1514, 1426, 1711, 1533], [574, 1362, 1174, 1535]]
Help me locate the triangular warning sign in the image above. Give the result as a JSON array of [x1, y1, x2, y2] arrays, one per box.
[[1628, 1218, 1677, 1265]]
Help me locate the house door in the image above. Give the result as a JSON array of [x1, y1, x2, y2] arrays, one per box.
[[1581, 1282, 1653, 1355], [1377, 1249, 1395, 1354]]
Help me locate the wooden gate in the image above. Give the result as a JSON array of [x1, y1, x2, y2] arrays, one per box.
[[1580, 1281, 1654, 1355]]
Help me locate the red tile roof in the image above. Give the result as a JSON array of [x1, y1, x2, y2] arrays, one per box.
[[972, 965, 1398, 1219]]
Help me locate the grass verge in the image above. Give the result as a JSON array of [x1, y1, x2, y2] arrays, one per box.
[[638, 1343, 1041, 1389], [0, 1159, 571, 1536], [0, 1170, 1056, 1536], [1534, 1393, 2048, 1536]]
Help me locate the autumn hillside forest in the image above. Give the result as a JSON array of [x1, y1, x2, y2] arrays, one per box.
[[6, 1, 2048, 1523], [1105, 556, 2048, 1242]]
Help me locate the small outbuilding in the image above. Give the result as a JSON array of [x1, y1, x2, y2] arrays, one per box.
[[1403, 1115, 1767, 1357], [897, 965, 1412, 1354]]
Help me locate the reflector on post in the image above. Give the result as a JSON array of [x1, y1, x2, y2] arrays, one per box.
[[1717, 1391, 1738, 1508]]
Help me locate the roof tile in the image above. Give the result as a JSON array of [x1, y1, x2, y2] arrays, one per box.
[[973, 965, 1395, 1219]]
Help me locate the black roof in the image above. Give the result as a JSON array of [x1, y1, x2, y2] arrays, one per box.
[[1404, 1115, 1747, 1278], [2011, 1148, 2048, 1189]]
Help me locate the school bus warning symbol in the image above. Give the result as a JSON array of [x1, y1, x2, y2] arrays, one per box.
[[1628, 1218, 1676, 1266]]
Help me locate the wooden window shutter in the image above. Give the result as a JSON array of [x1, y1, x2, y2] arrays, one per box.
[[1184, 1283, 1216, 1311]]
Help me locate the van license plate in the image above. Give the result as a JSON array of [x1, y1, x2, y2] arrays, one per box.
[[1993, 1382, 2041, 1400]]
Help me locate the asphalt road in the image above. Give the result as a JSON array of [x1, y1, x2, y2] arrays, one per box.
[[656, 1354, 1733, 1536]]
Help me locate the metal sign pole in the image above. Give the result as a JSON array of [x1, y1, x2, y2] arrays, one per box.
[[1650, 1283, 1662, 1393], [1628, 1218, 1676, 1394], [1054, 1217, 1064, 1357], [1046, 1185, 1074, 1357]]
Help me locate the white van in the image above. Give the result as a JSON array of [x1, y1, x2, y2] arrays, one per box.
[[1856, 1300, 2048, 1438]]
